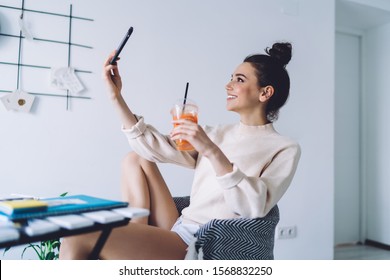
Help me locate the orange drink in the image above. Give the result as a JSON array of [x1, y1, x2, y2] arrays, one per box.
[[171, 99, 198, 151]]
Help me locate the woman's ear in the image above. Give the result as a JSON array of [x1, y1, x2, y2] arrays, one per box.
[[259, 86, 274, 102]]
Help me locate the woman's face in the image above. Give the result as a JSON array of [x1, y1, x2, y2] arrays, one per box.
[[225, 62, 261, 114]]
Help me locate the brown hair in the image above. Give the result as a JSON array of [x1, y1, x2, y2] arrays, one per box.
[[244, 42, 292, 122]]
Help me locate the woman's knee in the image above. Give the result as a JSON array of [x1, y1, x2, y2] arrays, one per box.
[[59, 236, 92, 260], [122, 151, 141, 168], [122, 152, 152, 168]]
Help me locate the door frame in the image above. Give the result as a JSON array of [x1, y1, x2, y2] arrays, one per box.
[[335, 26, 367, 245]]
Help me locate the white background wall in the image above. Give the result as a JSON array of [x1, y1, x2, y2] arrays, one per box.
[[0, 0, 335, 260]]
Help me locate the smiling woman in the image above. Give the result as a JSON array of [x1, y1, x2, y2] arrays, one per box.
[[59, 42, 300, 260], [242, 43, 292, 123], [225, 63, 265, 120], [225, 43, 292, 124]]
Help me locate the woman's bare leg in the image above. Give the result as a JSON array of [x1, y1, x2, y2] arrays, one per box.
[[59, 152, 183, 260], [59, 223, 187, 260], [120, 152, 179, 229]]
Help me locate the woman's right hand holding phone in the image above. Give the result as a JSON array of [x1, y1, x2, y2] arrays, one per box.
[[102, 52, 138, 129], [103, 51, 123, 101]]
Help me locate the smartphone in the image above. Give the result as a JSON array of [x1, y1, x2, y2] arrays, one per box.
[[109, 27, 134, 65]]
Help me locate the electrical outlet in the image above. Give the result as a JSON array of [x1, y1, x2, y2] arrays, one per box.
[[277, 225, 297, 239]]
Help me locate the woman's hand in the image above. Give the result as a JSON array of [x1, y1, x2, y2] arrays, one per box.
[[170, 119, 233, 176], [102, 51, 123, 100], [170, 119, 215, 156], [101, 52, 138, 129]]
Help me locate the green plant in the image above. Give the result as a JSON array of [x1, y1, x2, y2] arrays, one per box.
[[21, 239, 62, 260], [3, 192, 68, 260]]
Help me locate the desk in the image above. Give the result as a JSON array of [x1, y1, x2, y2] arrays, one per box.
[[0, 207, 149, 259], [0, 218, 130, 259]]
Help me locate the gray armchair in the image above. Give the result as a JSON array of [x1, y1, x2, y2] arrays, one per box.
[[173, 196, 279, 260]]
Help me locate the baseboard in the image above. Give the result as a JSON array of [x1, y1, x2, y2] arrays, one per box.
[[365, 239, 390, 251]]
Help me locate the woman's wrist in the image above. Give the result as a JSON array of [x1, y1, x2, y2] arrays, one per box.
[[109, 93, 138, 128], [108, 90, 122, 102]]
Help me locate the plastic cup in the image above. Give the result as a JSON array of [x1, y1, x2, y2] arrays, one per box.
[[171, 99, 198, 151]]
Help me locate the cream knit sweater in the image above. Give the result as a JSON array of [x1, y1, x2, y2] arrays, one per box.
[[122, 116, 300, 226]]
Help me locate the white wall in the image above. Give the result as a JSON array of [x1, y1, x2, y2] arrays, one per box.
[[364, 21, 390, 245], [0, 0, 335, 259]]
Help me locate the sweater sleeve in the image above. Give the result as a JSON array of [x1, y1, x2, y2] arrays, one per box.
[[122, 115, 197, 169], [216, 143, 301, 218]]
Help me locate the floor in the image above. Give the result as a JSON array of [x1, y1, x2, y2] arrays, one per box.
[[334, 244, 390, 260]]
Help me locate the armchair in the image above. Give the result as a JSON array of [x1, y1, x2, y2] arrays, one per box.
[[173, 196, 280, 260]]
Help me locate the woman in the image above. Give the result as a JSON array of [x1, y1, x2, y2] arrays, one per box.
[[59, 42, 300, 260]]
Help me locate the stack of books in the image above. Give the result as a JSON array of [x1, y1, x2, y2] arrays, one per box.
[[0, 194, 144, 243], [0, 194, 150, 245]]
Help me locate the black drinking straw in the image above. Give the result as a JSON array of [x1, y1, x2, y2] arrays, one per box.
[[183, 82, 189, 105]]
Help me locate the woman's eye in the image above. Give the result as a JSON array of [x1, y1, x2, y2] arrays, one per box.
[[229, 76, 244, 83]]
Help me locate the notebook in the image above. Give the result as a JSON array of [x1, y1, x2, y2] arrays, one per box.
[[0, 200, 48, 215], [0, 195, 128, 221]]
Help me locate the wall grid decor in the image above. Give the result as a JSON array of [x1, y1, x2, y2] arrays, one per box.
[[0, 0, 94, 111]]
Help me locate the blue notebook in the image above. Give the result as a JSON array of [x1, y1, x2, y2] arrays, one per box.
[[0, 195, 128, 221]]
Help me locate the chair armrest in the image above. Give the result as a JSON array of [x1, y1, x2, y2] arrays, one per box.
[[173, 196, 190, 215], [194, 205, 280, 260]]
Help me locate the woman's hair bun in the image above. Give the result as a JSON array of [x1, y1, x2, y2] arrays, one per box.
[[266, 42, 292, 67]]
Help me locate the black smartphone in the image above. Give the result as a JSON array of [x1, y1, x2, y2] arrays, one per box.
[[109, 27, 134, 65]]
